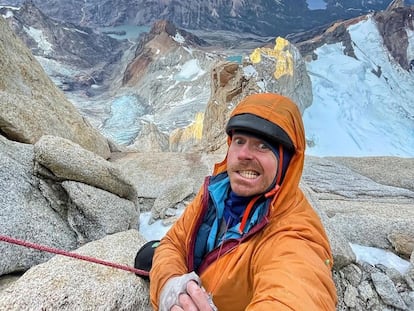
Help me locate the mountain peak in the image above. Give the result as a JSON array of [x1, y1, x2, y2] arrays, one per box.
[[150, 19, 177, 36], [149, 19, 207, 46]]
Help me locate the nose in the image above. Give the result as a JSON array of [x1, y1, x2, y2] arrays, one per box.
[[237, 143, 254, 160]]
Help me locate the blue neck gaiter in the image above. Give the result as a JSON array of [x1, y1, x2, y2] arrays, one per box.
[[223, 191, 252, 228]]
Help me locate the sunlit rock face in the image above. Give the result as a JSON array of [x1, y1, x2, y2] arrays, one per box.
[[3, 0, 401, 36], [198, 37, 312, 153], [119, 20, 312, 152]]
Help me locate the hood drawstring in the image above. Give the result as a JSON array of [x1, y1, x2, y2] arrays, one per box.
[[239, 195, 261, 234], [275, 145, 284, 186], [265, 184, 280, 199], [238, 184, 282, 234]]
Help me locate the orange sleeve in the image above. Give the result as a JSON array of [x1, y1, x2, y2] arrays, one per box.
[[149, 187, 205, 310]]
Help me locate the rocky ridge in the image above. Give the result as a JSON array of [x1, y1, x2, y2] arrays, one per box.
[[292, 0, 414, 72], [106, 19, 313, 152], [2, 0, 407, 37], [375, 0, 414, 70]]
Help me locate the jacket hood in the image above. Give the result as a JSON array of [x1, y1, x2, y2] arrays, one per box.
[[213, 93, 306, 215]]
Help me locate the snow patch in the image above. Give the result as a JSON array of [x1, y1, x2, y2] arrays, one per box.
[[35, 56, 81, 86], [407, 27, 414, 65], [139, 212, 171, 241], [350, 243, 411, 275], [243, 64, 257, 78], [307, 0, 327, 10], [0, 5, 20, 10], [174, 59, 206, 81], [24, 26, 54, 55], [172, 32, 185, 44], [63, 27, 88, 35], [1, 6, 19, 18]]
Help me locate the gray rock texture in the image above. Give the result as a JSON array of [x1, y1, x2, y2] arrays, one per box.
[[34, 135, 137, 201], [0, 135, 140, 276], [63, 181, 138, 243], [0, 136, 77, 275], [0, 230, 152, 311]]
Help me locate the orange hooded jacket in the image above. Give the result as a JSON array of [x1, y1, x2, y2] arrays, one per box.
[[150, 93, 337, 310]]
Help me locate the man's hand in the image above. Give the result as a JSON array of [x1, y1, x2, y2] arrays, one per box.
[[171, 281, 215, 311]]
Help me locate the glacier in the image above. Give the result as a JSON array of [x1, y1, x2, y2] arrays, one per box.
[[304, 16, 414, 157]]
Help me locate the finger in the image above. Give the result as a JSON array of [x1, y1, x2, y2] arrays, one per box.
[[186, 281, 212, 310], [170, 306, 184, 311], [178, 293, 198, 311]]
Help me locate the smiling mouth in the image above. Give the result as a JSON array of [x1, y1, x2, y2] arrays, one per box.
[[238, 170, 259, 179]]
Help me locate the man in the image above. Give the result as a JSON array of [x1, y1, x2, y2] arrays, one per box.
[[149, 93, 337, 310]]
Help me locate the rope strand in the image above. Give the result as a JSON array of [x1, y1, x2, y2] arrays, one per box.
[[0, 234, 149, 277]]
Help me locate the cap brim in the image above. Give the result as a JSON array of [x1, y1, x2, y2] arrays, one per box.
[[226, 113, 294, 151]]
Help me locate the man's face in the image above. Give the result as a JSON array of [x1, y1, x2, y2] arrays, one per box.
[[227, 133, 278, 197]]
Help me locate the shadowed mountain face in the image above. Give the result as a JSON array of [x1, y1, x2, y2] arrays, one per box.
[[0, 0, 408, 36]]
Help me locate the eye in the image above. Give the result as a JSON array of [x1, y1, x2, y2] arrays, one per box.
[[233, 137, 245, 145], [258, 142, 271, 151]]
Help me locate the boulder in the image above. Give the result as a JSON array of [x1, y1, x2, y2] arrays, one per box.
[[150, 178, 194, 224], [34, 135, 137, 201], [0, 135, 140, 275], [0, 136, 77, 275], [62, 181, 138, 244]]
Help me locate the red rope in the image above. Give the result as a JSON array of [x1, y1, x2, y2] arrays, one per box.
[[0, 234, 149, 277]]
